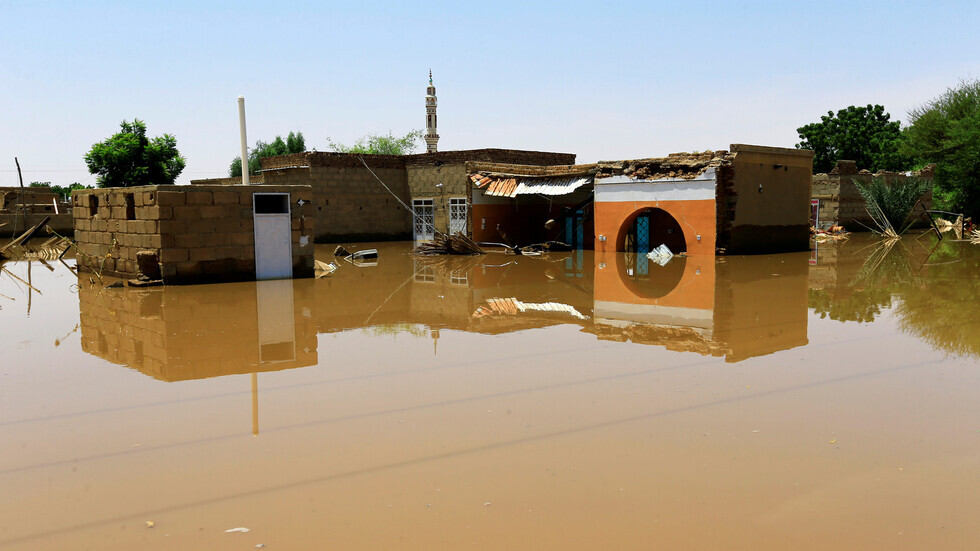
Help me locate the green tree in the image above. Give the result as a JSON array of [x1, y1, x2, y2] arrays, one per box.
[[796, 105, 912, 173], [902, 79, 980, 216], [30, 181, 92, 201], [230, 131, 306, 177], [84, 119, 185, 187], [327, 130, 425, 155]]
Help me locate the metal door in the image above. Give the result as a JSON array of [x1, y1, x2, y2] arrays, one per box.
[[449, 197, 467, 235], [253, 193, 292, 280], [413, 199, 434, 241]]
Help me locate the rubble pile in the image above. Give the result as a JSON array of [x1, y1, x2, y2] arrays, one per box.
[[594, 151, 733, 181]]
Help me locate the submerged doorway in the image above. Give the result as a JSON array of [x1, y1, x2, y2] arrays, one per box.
[[622, 208, 687, 255], [620, 208, 687, 276]]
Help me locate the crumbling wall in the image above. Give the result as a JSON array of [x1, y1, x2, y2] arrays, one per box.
[[594, 151, 732, 181], [72, 185, 314, 284], [811, 160, 934, 230]]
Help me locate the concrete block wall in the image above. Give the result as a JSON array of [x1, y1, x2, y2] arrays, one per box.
[[264, 165, 412, 242], [72, 185, 314, 284]]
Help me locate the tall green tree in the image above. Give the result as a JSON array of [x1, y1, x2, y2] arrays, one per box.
[[230, 131, 306, 176], [902, 79, 980, 216], [327, 130, 424, 155], [796, 105, 912, 173], [84, 119, 185, 187]]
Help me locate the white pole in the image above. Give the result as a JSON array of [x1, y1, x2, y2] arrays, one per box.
[[238, 95, 250, 186]]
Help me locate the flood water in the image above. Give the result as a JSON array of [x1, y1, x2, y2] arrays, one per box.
[[1, 235, 978, 550]]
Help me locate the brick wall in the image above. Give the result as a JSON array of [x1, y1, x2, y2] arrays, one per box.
[[72, 185, 314, 284]]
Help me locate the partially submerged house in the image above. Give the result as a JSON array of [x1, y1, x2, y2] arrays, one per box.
[[226, 143, 811, 256], [72, 185, 314, 284], [465, 144, 814, 255]]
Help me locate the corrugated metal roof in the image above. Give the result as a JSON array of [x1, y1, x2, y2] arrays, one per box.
[[469, 174, 592, 198]]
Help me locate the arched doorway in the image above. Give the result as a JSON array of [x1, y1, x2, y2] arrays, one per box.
[[618, 208, 687, 255]]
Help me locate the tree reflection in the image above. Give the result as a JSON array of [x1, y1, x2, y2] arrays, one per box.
[[812, 236, 980, 357]]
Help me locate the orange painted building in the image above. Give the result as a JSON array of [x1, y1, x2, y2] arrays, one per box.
[[593, 144, 814, 256]]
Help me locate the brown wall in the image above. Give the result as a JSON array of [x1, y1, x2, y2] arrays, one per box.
[[264, 165, 411, 242], [407, 164, 469, 235], [728, 144, 814, 253], [72, 185, 314, 284]]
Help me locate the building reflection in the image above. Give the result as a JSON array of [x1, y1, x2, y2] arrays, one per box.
[[310, 245, 808, 362], [78, 278, 318, 381], [592, 250, 810, 362], [78, 244, 813, 384]]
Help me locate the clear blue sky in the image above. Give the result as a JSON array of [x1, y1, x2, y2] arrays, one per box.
[[2, 0, 978, 186]]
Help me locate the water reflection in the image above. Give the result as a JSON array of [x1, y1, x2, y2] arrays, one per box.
[[74, 236, 980, 381], [78, 278, 318, 380], [810, 234, 980, 357], [594, 249, 809, 362]]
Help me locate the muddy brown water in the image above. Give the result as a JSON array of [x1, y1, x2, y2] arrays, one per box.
[[1, 235, 977, 550]]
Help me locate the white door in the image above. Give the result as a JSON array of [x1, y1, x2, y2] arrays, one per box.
[[449, 197, 467, 235], [253, 193, 293, 280], [413, 199, 434, 241]]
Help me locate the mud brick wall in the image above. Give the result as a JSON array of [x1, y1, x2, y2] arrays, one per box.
[[811, 160, 934, 230], [72, 185, 314, 284], [78, 279, 317, 380], [465, 162, 595, 177], [263, 165, 411, 242]]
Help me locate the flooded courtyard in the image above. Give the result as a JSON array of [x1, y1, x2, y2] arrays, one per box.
[[1, 235, 978, 550]]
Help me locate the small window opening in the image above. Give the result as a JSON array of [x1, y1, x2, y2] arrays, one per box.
[[124, 193, 136, 220], [88, 195, 99, 217], [254, 193, 289, 214]]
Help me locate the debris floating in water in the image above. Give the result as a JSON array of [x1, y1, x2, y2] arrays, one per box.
[[646, 244, 673, 266], [225, 527, 250, 533], [413, 232, 485, 256]]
